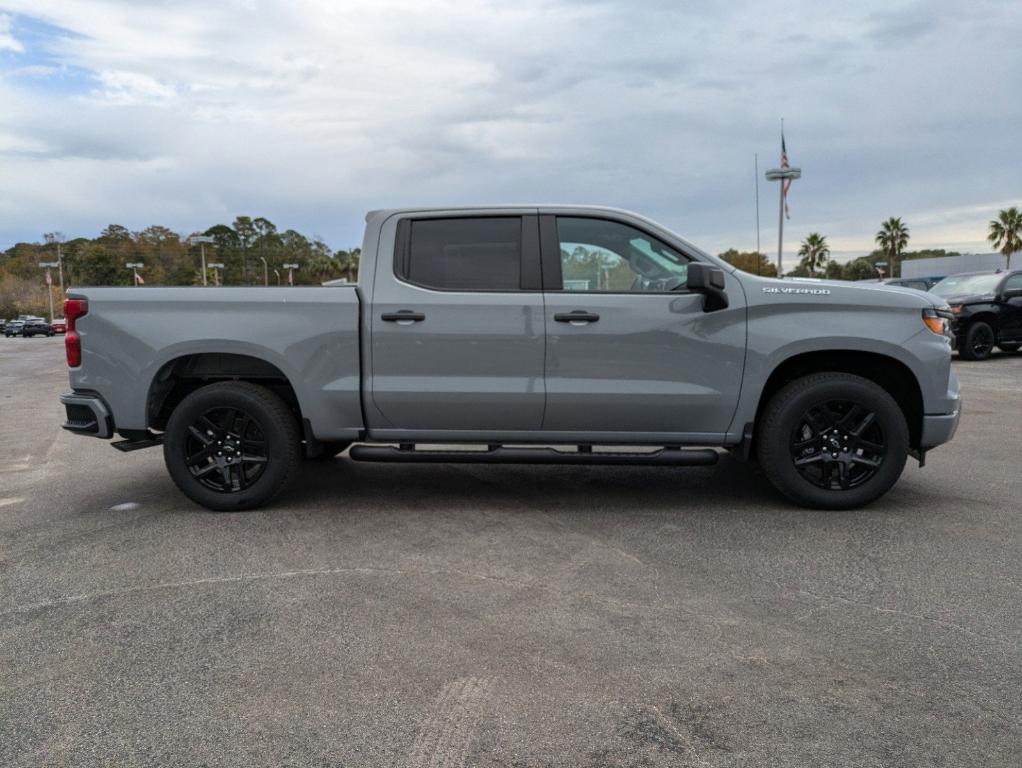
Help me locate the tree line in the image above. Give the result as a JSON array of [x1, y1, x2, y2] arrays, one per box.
[[4, 208, 1020, 319], [722, 207, 1022, 280], [0, 216, 361, 319]]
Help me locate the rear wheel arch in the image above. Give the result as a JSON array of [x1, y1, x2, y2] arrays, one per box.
[[147, 352, 304, 432], [753, 350, 924, 451]]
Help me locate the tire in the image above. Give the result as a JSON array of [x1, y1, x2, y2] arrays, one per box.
[[959, 321, 995, 360], [997, 342, 1020, 353], [306, 440, 352, 459], [163, 381, 301, 511], [758, 373, 909, 510]]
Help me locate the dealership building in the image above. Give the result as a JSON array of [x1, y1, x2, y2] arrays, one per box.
[[901, 252, 1010, 279]]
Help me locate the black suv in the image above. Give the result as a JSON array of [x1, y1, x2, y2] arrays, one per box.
[[19, 320, 55, 338], [931, 270, 1022, 360]]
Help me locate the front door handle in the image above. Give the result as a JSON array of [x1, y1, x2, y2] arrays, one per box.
[[554, 311, 600, 324], [381, 310, 426, 323]]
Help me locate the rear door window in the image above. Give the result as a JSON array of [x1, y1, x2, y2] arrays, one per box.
[[397, 217, 523, 291]]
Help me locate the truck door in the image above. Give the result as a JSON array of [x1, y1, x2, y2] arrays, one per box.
[[369, 213, 546, 433], [1000, 273, 1022, 341], [539, 214, 746, 439]]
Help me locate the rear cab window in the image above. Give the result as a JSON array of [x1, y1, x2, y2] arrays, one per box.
[[395, 216, 540, 291]]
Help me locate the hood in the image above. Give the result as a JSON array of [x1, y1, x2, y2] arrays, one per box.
[[748, 275, 942, 308], [940, 293, 996, 306]]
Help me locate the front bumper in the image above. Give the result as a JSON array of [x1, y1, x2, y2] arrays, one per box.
[[60, 391, 114, 439], [920, 408, 961, 449], [919, 365, 961, 450]]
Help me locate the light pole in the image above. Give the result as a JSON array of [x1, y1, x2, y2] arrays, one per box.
[[38, 262, 59, 321], [273, 268, 281, 286], [282, 263, 299, 286], [44, 233, 65, 292], [208, 262, 225, 287], [259, 256, 269, 286], [189, 235, 215, 286], [126, 262, 144, 286], [765, 166, 801, 277]]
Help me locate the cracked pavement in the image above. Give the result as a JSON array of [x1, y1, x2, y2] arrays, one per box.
[[2, 337, 1021, 766]]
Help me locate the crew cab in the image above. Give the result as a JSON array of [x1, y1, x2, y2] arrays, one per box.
[[930, 270, 1022, 360], [60, 206, 961, 511]]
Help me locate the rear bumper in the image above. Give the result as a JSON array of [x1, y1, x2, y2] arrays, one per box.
[[60, 391, 114, 439]]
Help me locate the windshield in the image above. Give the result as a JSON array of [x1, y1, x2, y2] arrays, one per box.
[[931, 273, 1001, 297]]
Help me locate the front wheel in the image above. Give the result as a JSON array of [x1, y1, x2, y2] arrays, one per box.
[[959, 321, 995, 360], [163, 382, 301, 511], [758, 373, 909, 510]]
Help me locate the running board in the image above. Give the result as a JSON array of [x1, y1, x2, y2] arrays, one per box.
[[348, 445, 719, 466], [111, 434, 164, 452]]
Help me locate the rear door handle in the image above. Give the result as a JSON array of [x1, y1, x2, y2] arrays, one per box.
[[554, 311, 600, 323], [381, 310, 425, 323]]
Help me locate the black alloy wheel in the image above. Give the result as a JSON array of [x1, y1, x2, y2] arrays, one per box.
[[184, 407, 269, 493], [758, 372, 909, 509], [790, 401, 885, 491], [961, 322, 995, 361], [164, 381, 300, 511]]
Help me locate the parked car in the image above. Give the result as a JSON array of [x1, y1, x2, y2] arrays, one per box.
[[20, 320, 54, 338], [930, 270, 1022, 360], [51, 319, 67, 334], [3, 320, 25, 337], [59, 205, 960, 511]]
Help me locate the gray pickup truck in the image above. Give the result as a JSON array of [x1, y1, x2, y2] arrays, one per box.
[[60, 206, 960, 511]]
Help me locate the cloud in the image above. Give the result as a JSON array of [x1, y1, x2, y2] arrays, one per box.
[[0, 12, 24, 52], [0, 0, 1020, 258]]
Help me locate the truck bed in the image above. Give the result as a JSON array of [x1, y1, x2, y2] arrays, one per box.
[[67, 286, 364, 441]]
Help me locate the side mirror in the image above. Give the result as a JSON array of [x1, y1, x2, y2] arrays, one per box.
[[687, 262, 729, 312], [1003, 288, 1022, 300]]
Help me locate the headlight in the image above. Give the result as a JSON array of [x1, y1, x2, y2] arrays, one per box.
[[922, 307, 954, 337]]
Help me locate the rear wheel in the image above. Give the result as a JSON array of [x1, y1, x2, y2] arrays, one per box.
[[163, 382, 301, 511], [758, 373, 909, 509], [959, 321, 995, 360]]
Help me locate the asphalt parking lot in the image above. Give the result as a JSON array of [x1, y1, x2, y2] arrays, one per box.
[[2, 336, 1021, 767]]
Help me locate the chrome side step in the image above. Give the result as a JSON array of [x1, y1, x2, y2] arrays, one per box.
[[348, 445, 719, 466]]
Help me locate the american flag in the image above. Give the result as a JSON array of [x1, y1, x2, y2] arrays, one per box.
[[781, 132, 792, 219]]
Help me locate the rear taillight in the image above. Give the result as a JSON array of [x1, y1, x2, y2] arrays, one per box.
[[64, 298, 88, 367]]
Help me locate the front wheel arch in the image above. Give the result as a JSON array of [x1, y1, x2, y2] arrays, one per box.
[[751, 350, 924, 453]]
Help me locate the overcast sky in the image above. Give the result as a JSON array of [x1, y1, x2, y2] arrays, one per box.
[[1, 0, 1019, 261]]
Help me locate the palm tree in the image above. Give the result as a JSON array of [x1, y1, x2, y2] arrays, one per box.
[[797, 233, 830, 276], [875, 217, 910, 277], [988, 207, 1022, 269]]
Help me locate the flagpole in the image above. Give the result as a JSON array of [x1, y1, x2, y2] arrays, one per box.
[[765, 122, 800, 281], [778, 120, 784, 277], [755, 153, 761, 272], [776, 178, 785, 277]]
